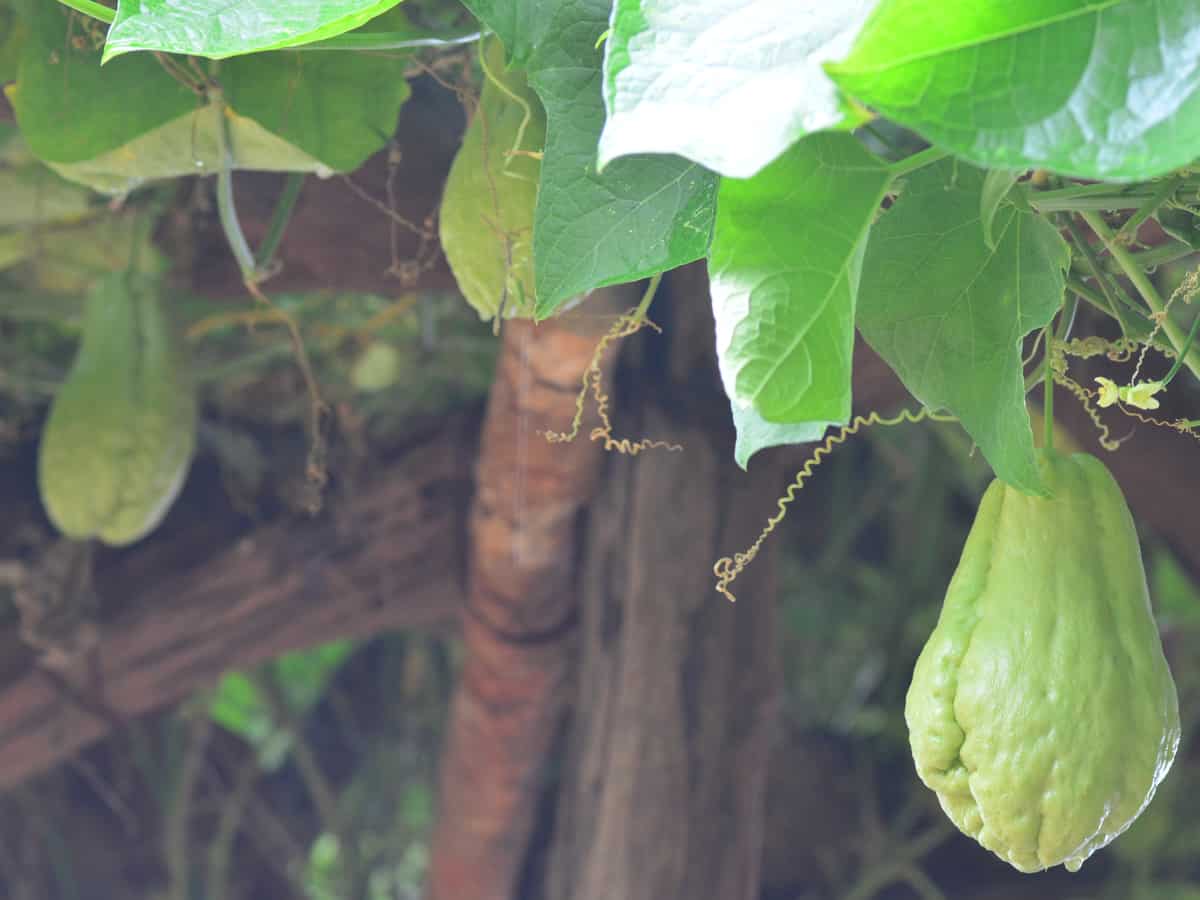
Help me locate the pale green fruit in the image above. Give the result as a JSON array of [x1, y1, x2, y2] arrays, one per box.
[[438, 35, 545, 321], [38, 271, 196, 546], [906, 450, 1180, 873]]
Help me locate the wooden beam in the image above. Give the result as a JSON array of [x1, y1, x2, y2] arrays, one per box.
[[0, 420, 475, 787]]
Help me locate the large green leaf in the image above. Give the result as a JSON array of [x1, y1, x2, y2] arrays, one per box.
[[458, 0, 546, 64], [44, 103, 338, 194], [856, 160, 1069, 496], [827, 0, 1200, 181], [9, 2, 408, 193], [221, 49, 411, 174], [103, 0, 401, 61], [9, 0, 196, 165], [0, 2, 24, 82], [528, 0, 718, 316], [709, 132, 892, 467], [0, 165, 93, 227], [599, 0, 874, 178]]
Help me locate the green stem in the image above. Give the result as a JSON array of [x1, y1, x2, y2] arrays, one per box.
[[886, 146, 949, 179], [296, 27, 482, 51], [54, 0, 115, 24], [255, 173, 305, 273], [1082, 210, 1200, 381], [209, 88, 257, 280], [1065, 277, 1168, 352], [1063, 215, 1142, 336], [1159, 308, 1200, 386], [631, 272, 663, 324], [1116, 174, 1185, 243], [1124, 238, 1200, 272], [1065, 277, 1115, 316], [1029, 181, 1155, 213], [1042, 297, 1079, 450], [1042, 329, 1058, 450]]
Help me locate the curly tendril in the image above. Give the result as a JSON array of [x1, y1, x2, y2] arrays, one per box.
[[541, 307, 683, 456], [712, 407, 955, 603]]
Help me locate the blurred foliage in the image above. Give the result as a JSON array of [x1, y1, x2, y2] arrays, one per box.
[[210, 641, 356, 772], [0, 73, 486, 897], [776, 420, 991, 745]]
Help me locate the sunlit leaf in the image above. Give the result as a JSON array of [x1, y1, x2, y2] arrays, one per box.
[[103, 0, 402, 61], [828, 0, 1200, 181], [709, 132, 891, 466], [599, 0, 874, 178]]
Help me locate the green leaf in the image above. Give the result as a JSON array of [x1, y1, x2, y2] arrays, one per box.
[[0, 166, 93, 227], [272, 640, 355, 713], [709, 132, 892, 464], [221, 48, 411, 173], [43, 102, 337, 194], [856, 160, 1069, 495], [980, 169, 1021, 251], [439, 35, 543, 321], [209, 641, 355, 771], [102, 0, 402, 61], [827, 0, 1200, 182], [1150, 544, 1200, 629], [599, 0, 874, 178], [729, 406, 827, 470], [10, 2, 408, 193], [209, 673, 273, 743], [459, 0, 546, 64], [9, 0, 196, 165], [528, 0, 718, 317], [0, 2, 25, 83]]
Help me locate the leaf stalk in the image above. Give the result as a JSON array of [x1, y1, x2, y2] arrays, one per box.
[[1081, 211, 1200, 381]]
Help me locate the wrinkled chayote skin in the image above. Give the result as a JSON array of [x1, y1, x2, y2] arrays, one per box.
[[906, 449, 1180, 874], [38, 271, 196, 546], [438, 35, 545, 321]]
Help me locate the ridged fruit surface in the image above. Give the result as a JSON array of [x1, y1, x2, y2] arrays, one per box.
[[906, 449, 1180, 873]]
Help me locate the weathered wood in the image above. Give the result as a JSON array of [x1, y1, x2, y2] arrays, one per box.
[[425, 291, 636, 900], [542, 264, 783, 900], [0, 420, 475, 787]]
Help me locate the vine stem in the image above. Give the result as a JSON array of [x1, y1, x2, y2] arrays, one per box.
[[297, 27, 483, 51], [631, 272, 663, 325], [54, 0, 115, 24], [255, 172, 305, 274], [886, 146, 949, 179], [1028, 181, 1155, 213], [1043, 344, 1055, 451], [1081, 211, 1200, 381]]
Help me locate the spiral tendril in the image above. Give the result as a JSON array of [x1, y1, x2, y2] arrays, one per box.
[[713, 407, 953, 603]]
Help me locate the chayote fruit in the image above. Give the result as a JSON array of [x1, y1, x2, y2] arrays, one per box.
[[906, 449, 1180, 874], [438, 35, 544, 322], [38, 271, 196, 546]]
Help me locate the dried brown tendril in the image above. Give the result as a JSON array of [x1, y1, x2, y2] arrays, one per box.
[[541, 308, 683, 456]]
